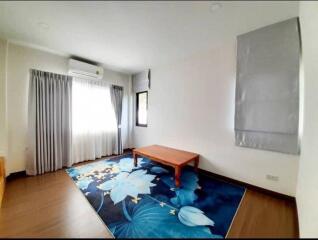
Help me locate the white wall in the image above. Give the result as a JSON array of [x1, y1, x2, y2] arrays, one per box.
[[5, 42, 131, 175], [296, 2, 318, 237], [133, 39, 300, 196], [0, 38, 7, 157], [6, 43, 68, 174]]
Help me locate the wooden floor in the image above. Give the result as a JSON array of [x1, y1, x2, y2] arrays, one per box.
[[0, 162, 298, 238], [227, 190, 298, 238], [0, 169, 113, 238]]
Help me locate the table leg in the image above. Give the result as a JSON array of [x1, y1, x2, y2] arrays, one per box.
[[194, 157, 199, 172], [175, 166, 181, 188], [133, 152, 138, 167]]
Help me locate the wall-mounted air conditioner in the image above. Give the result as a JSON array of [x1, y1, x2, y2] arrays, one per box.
[[68, 59, 104, 80]]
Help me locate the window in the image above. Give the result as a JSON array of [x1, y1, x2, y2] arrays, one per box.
[[71, 78, 118, 163], [72, 79, 117, 135], [136, 91, 148, 127]]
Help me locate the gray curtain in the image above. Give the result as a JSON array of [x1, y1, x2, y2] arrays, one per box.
[[235, 17, 300, 154], [26, 69, 72, 175], [110, 85, 124, 154]]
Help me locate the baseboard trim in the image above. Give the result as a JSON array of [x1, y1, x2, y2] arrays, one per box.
[[6, 151, 134, 179], [127, 150, 295, 201], [199, 167, 299, 237], [124, 148, 134, 152], [198, 168, 295, 201], [6, 170, 27, 181], [5, 151, 294, 201]]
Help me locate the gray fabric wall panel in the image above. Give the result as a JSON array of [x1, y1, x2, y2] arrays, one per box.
[[235, 131, 299, 154], [235, 17, 300, 154], [132, 70, 149, 92]]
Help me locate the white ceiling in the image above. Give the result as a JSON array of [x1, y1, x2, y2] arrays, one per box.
[[0, 1, 299, 74]]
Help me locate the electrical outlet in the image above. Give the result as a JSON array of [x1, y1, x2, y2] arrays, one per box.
[[266, 174, 279, 182]]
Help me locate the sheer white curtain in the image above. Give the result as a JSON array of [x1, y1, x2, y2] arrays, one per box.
[[71, 78, 118, 164]]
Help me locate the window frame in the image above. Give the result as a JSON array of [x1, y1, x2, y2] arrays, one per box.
[[136, 91, 148, 127]]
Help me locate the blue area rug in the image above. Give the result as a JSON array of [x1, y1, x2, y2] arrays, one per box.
[[66, 154, 245, 238]]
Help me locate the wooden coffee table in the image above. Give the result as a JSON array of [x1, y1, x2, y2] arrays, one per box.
[[133, 145, 199, 188]]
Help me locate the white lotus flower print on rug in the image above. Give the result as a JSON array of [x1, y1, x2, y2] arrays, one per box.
[[66, 154, 245, 238], [97, 169, 156, 204]]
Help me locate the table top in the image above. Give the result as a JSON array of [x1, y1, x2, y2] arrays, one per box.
[[133, 145, 199, 167]]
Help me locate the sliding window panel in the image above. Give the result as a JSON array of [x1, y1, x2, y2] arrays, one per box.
[[235, 17, 301, 154]]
